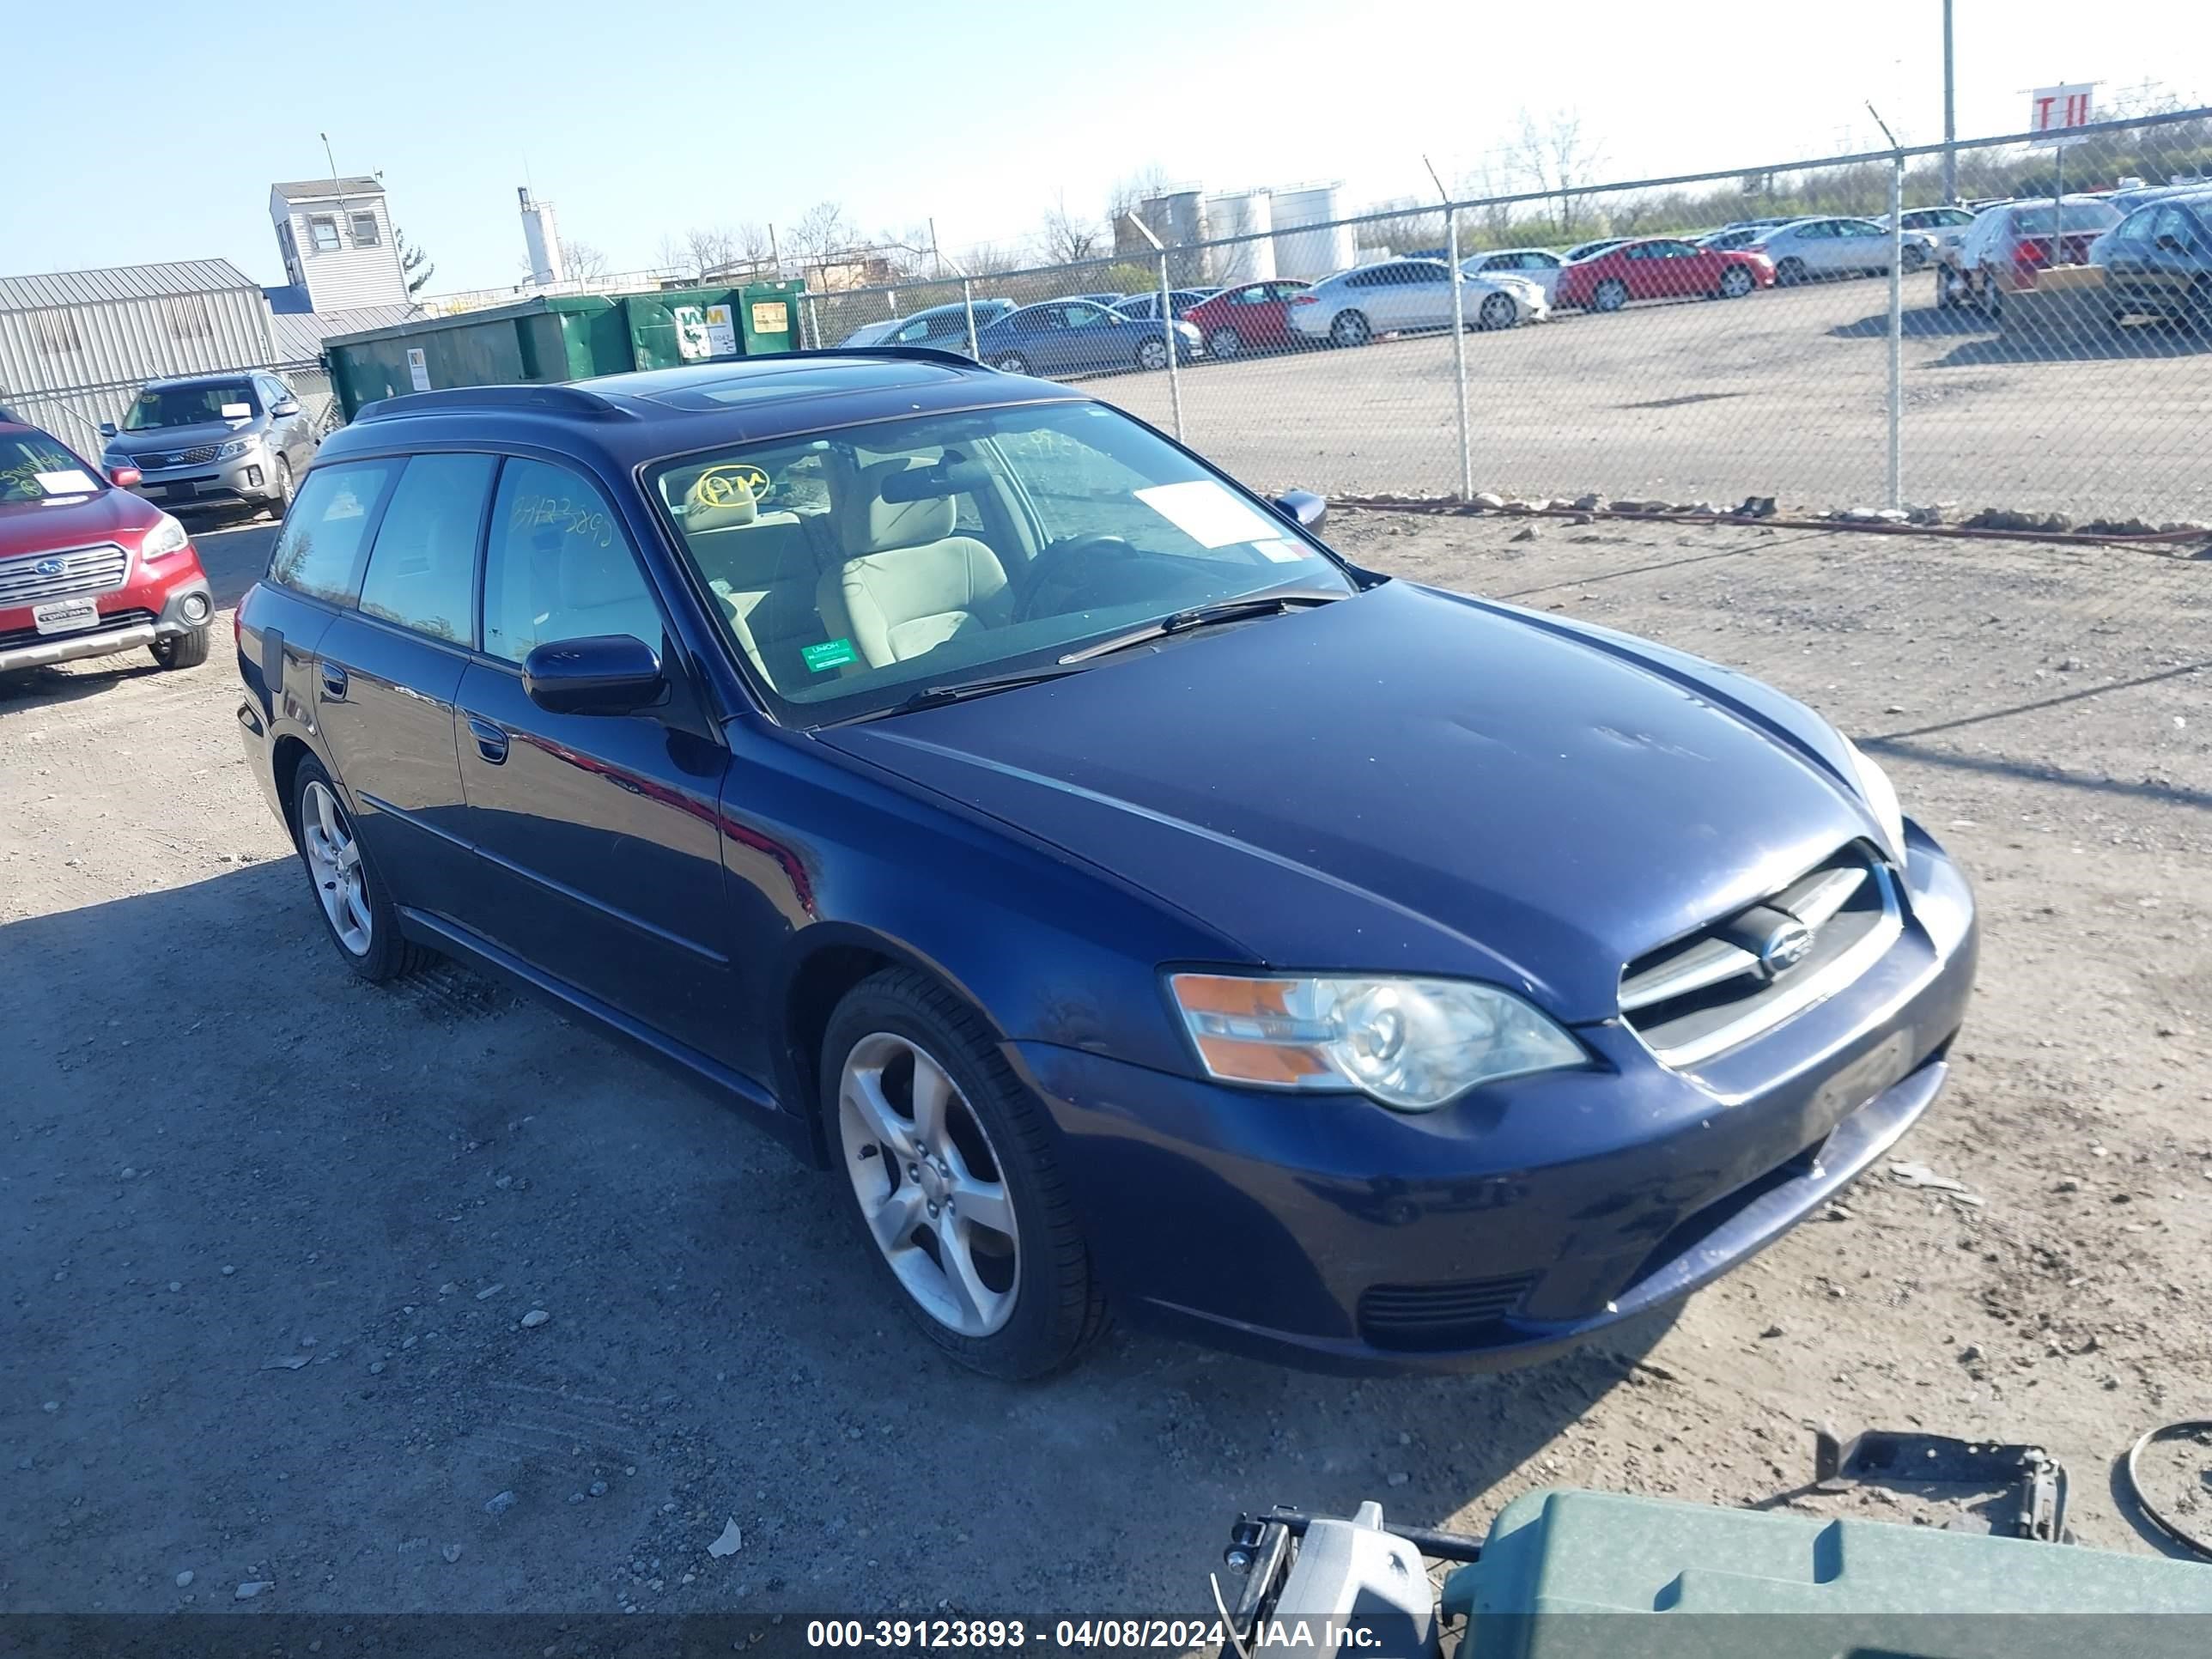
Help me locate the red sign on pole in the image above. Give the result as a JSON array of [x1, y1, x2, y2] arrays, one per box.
[[2029, 83, 2094, 146]]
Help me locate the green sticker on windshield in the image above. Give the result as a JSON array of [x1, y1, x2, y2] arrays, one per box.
[[802, 637, 859, 673]]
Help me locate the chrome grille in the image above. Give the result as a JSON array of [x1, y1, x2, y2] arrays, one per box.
[[1619, 845, 1901, 1070], [0, 543, 130, 607], [140, 443, 219, 470]]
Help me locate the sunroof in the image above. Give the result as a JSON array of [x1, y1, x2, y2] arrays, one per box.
[[637, 362, 957, 410]]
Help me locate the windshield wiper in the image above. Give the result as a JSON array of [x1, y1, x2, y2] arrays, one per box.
[[831, 665, 1080, 725], [1057, 588, 1345, 665]]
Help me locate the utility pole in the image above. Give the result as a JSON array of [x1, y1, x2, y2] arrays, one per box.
[[1942, 0, 1959, 204]]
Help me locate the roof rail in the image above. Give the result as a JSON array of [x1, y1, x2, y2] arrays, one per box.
[[354, 383, 632, 422], [750, 344, 994, 371]]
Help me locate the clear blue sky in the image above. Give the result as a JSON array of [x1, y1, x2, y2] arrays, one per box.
[[6, 0, 2204, 293]]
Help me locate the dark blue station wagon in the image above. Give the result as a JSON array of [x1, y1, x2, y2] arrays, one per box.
[[234, 349, 1977, 1379]]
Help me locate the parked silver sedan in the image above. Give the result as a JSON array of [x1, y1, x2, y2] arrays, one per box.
[[1286, 258, 1548, 347], [1747, 217, 1937, 284]]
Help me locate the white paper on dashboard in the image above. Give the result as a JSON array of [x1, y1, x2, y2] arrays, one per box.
[[220, 403, 252, 419], [1135, 480, 1285, 549], [34, 469, 99, 495]]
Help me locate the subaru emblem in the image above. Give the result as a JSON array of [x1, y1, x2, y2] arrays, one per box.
[[1759, 920, 1816, 978], [34, 557, 64, 577]]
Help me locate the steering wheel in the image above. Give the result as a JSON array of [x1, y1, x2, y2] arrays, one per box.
[[1012, 533, 1138, 622]]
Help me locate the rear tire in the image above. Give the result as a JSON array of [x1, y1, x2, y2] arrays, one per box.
[[289, 756, 430, 983], [149, 626, 210, 671], [1135, 337, 1170, 371], [1592, 279, 1629, 313], [822, 968, 1108, 1380], [1207, 325, 1243, 359], [992, 352, 1030, 375], [1328, 309, 1372, 348]]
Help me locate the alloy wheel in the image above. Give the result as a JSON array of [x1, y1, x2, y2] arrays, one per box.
[[1479, 293, 1516, 330], [1594, 280, 1627, 313], [838, 1031, 1020, 1337], [1208, 326, 1243, 358], [300, 779, 371, 956]]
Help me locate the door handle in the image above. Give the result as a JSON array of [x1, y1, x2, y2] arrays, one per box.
[[319, 662, 348, 700], [465, 714, 509, 764]]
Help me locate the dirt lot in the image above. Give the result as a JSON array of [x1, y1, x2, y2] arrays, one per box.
[[1096, 276, 2212, 524], [3, 511, 2208, 1616]]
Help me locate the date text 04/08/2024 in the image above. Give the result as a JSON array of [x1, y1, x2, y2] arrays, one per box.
[[805, 1619, 1389, 1650]]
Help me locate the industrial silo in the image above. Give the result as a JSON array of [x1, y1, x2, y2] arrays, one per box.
[[1272, 183, 1359, 281], [1206, 189, 1276, 283], [1139, 190, 1208, 285]]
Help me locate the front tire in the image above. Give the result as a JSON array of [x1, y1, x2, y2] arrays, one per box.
[[1775, 257, 1808, 287], [149, 626, 210, 671], [823, 968, 1106, 1380], [1717, 265, 1755, 300], [1476, 292, 1517, 331], [290, 757, 428, 982], [261, 456, 295, 522], [1328, 309, 1372, 347]]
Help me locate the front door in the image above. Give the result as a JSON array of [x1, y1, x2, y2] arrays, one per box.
[[454, 454, 743, 1066]]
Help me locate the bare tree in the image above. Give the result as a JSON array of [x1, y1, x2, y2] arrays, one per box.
[[564, 240, 613, 280], [786, 202, 856, 264], [1106, 164, 1174, 230], [1040, 193, 1104, 264], [1514, 108, 1607, 240]]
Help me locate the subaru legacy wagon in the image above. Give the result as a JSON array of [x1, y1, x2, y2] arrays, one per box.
[[234, 349, 1977, 1379]]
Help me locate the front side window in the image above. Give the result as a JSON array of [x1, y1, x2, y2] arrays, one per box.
[[647, 401, 1353, 722], [483, 458, 663, 665], [267, 462, 399, 604], [357, 453, 496, 642], [122, 381, 258, 430]]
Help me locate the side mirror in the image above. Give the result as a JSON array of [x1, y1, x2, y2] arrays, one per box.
[[98, 421, 118, 437], [108, 465, 143, 488], [522, 634, 665, 716], [272, 399, 301, 416], [1273, 489, 1328, 530]]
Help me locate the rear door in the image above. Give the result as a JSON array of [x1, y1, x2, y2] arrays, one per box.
[[307, 454, 489, 922], [453, 453, 743, 1065], [2142, 204, 2208, 313]]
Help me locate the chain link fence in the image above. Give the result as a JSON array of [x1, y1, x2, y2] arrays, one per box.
[[794, 107, 2212, 532]]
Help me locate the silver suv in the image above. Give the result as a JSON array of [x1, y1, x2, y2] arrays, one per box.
[[99, 372, 319, 518]]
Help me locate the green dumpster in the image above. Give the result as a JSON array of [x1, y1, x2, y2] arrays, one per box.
[[1442, 1487, 2212, 1658], [325, 280, 805, 421]]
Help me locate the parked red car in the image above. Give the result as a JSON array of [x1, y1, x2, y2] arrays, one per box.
[[1182, 279, 1313, 358], [0, 419, 214, 677], [1553, 238, 1775, 313]]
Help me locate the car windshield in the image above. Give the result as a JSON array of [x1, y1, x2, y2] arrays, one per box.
[[2011, 203, 2121, 234], [122, 382, 258, 430], [0, 429, 101, 506], [647, 399, 1354, 723]]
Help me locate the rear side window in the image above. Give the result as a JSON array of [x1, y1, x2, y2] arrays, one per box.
[[356, 453, 496, 643], [482, 458, 664, 665], [267, 461, 398, 605]]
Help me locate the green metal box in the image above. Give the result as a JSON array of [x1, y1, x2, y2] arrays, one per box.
[[1443, 1487, 2212, 1658]]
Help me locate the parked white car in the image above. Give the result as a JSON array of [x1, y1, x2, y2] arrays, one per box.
[[1747, 217, 1937, 284], [1887, 205, 1978, 258], [1459, 246, 1566, 303], [1286, 258, 1547, 347]]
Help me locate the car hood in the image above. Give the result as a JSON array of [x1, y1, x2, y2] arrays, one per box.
[[817, 580, 1882, 1022], [0, 484, 156, 559], [106, 419, 250, 455]]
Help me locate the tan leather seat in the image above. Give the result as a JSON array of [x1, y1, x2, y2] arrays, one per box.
[[817, 459, 1011, 668], [680, 484, 830, 689]]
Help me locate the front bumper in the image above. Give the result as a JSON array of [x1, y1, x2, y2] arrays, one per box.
[[1012, 825, 1976, 1375], [0, 566, 212, 674], [125, 448, 282, 511]]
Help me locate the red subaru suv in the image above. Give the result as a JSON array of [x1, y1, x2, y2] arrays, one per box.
[[0, 418, 215, 675]]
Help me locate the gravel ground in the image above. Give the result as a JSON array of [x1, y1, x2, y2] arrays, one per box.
[[3, 511, 2208, 1616], [1095, 276, 2212, 524]]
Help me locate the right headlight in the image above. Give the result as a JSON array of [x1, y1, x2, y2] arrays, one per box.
[[1167, 973, 1586, 1111]]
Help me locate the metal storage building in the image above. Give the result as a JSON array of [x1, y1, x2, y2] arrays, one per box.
[[0, 259, 280, 458]]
